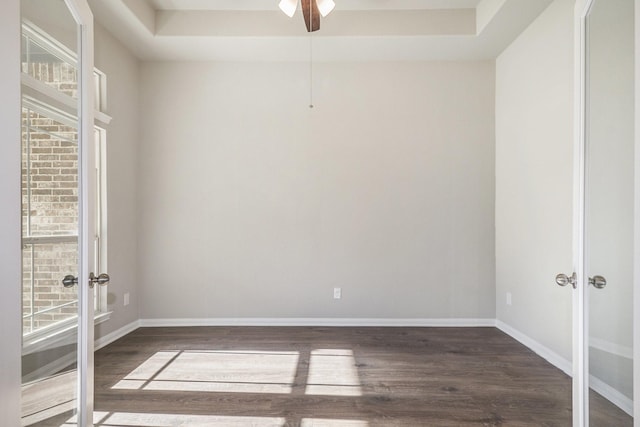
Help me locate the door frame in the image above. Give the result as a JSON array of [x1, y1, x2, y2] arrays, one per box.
[[572, 0, 591, 424], [634, 0, 640, 423], [0, 0, 23, 425], [66, 0, 96, 425], [0, 0, 95, 425], [575, 0, 640, 425]]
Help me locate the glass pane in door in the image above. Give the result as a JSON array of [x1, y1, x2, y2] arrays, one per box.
[[585, 0, 634, 424], [20, 0, 82, 425]]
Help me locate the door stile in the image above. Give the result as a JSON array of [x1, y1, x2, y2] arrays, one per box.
[[635, 0, 640, 421], [573, 0, 594, 425], [64, 1, 95, 426]]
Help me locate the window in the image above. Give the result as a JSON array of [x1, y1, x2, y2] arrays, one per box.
[[22, 24, 78, 99], [22, 101, 80, 334], [22, 23, 105, 111], [21, 22, 109, 347]]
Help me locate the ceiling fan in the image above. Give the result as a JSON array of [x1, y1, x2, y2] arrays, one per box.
[[279, 0, 336, 32]]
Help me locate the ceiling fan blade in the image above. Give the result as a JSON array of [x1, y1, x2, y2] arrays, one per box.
[[278, 0, 297, 18], [316, 0, 335, 17], [301, 0, 320, 32]]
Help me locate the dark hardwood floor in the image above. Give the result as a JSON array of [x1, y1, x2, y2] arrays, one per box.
[[93, 327, 630, 426], [33, 326, 631, 426]]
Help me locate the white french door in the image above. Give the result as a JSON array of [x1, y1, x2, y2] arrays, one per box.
[[570, 0, 635, 425], [20, 0, 97, 426]]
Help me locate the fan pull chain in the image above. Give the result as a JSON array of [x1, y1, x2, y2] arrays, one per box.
[[309, 3, 314, 109], [309, 33, 314, 109]]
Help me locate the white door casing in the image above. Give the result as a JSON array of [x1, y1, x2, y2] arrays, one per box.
[[0, 0, 23, 424], [635, 0, 640, 422], [64, 0, 96, 425], [576, 0, 638, 425], [573, 0, 591, 424]]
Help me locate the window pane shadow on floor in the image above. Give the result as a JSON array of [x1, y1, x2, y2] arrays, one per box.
[[26, 326, 633, 426]]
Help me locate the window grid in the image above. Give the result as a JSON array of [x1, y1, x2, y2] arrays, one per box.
[[21, 22, 106, 339]]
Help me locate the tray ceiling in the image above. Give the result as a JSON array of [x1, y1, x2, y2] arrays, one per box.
[[88, 0, 553, 61]]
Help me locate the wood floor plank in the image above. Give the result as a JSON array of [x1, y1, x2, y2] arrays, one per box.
[[84, 327, 632, 426]]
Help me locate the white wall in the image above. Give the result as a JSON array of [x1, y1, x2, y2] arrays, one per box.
[[495, 0, 574, 361], [0, 0, 23, 423], [93, 22, 141, 339], [138, 61, 496, 321]]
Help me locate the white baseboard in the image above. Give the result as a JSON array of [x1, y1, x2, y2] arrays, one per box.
[[22, 320, 140, 384], [95, 320, 140, 351], [589, 374, 634, 416], [138, 317, 497, 328], [589, 336, 633, 360], [22, 351, 77, 384], [496, 319, 633, 417], [495, 319, 572, 376]]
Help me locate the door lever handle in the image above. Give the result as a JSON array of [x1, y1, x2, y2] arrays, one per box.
[[62, 275, 78, 288], [589, 275, 606, 289], [62, 273, 110, 288], [89, 272, 110, 288], [555, 272, 577, 289]]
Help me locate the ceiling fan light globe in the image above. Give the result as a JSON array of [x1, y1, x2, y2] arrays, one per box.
[[317, 0, 335, 17], [279, 0, 298, 17]]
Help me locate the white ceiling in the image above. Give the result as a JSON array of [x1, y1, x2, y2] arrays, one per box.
[[88, 0, 553, 61]]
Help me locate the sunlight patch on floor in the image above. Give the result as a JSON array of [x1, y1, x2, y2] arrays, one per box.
[[300, 419, 370, 427], [63, 412, 370, 427], [22, 369, 77, 426], [112, 350, 299, 394], [143, 379, 293, 394], [305, 349, 362, 396], [120, 351, 177, 381], [62, 411, 286, 426]]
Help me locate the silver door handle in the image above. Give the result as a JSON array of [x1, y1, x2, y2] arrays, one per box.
[[62, 275, 78, 288], [589, 275, 606, 289], [62, 273, 110, 288], [555, 272, 577, 289], [89, 272, 110, 288]]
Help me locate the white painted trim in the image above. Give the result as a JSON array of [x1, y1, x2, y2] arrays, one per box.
[[589, 337, 633, 360], [634, 0, 640, 423], [21, 20, 112, 125], [62, 1, 96, 425], [139, 318, 497, 328], [22, 20, 78, 68], [21, 74, 112, 125], [95, 320, 140, 351], [0, 0, 23, 424], [22, 312, 111, 356], [589, 375, 633, 417], [22, 352, 77, 385], [496, 320, 572, 376], [21, 94, 78, 129], [573, 0, 593, 424], [20, 320, 139, 386], [497, 320, 633, 417]]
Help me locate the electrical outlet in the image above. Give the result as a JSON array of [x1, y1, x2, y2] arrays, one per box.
[[506, 292, 512, 306], [124, 292, 130, 306], [333, 287, 342, 299]]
